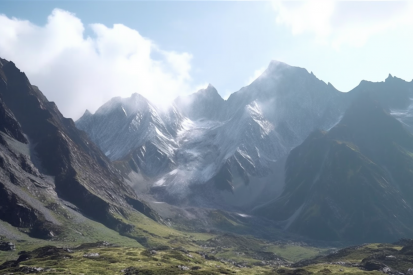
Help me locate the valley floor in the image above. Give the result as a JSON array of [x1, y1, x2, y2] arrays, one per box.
[[1, 232, 413, 275]]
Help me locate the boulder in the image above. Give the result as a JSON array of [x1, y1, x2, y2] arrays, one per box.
[[0, 241, 15, 251]]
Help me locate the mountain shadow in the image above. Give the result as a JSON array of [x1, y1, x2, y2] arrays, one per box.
[[254, 91, 413, 243], [0, 57, 159, 240]]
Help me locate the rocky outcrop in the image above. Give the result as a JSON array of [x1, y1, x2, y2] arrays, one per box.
[[0, 241, 15, 251]]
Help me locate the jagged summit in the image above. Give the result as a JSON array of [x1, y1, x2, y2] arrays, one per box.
[[198, 84, 222, 99], [80, 109, 92, 117], [91, 93, 155, 120], [174, 84, 225, 121], [130, 92, 149, 102], [196, 85, 223, 105], [267, 60, 292, 69], [76, 91, 180, 178], [264, 60, 307, 77]]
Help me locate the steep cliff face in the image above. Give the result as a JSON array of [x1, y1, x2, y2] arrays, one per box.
[[0, 58, 159, 239]]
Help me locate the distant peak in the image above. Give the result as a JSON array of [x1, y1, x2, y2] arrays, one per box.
[[268, 60, 291, 68], [84, 109, 92, 116], [131, 92, 143, 99], [130, 92, 150, 103], [206, 83, 215, 89], [198, 84, 221, 98], [76, 109, 93, 123], [266, 60, 308, 76], [385, 73, 394, 82], [199, 83, 217, 94]]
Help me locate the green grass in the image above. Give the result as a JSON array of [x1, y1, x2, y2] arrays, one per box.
[[0, 245, 278, 275], [3, 233, 410, 275], [297, 263, 383, 274], [265, 244, 328, 262], [5, 198, 407, 275]]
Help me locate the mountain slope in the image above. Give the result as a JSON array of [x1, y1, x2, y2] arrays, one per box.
[[75, 59, 413, 217], [253, 93, 413, 242], [158, 61, 351, 208], [77, 61, 352, 211], [0, 58, 159, 240], [76, 93, 181, 178]]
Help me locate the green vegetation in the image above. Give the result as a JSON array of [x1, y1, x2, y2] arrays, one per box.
[[2, 237, 413, 274], [264, 244, 327, 262]]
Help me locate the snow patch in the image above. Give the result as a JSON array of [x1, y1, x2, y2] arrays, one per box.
[[154, 178, 166, 186], [169, 169, 178, 175], [236, 213, 251, 218], [122, 107, 127, 117]]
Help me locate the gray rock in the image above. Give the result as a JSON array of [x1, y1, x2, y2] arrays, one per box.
[[177, 265, 190, 271], [83, 253, 100, 258], [0, 241, 15, 251]]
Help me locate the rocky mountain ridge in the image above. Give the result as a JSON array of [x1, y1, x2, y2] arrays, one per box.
[[2, 56, 413, 244], [77, 61, 353, 210], [0, 57, 159, 241], [75, 59, 413, 243]]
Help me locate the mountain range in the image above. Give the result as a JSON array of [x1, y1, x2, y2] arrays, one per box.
[[77, 61, 352, 210], [2, 56, 413, 243], [76, 60, 413, 242]]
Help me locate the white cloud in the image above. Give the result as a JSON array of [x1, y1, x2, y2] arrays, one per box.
[[0, 9, 197, 119], [272, 1, 413, 49], [273, 1, 335, 39], [245, 67, 266, 85]]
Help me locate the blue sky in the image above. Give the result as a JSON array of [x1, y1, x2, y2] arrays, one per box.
[[1, 1, 412, 119]]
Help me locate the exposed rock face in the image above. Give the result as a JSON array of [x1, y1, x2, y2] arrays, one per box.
[[0, 58, 159, 239], [0, 241, 15, 251], [75, 58, 413, 242], [76, 94, 181, 178], [77, 61, 350, 210], [254, 93, 413, 242]]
